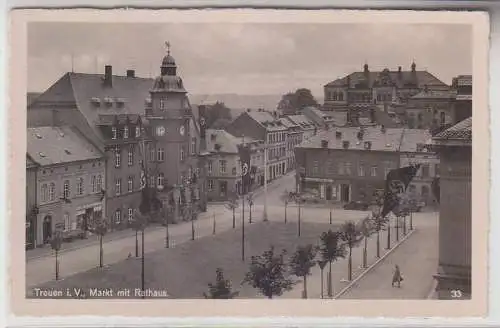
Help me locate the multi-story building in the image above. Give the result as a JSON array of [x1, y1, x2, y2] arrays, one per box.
[[279, 117, 301, 171], [451, 75, 472, 124], [286, 114, 317, 141], [294, 125, 434, 203], [26, 156, 38, 249], [27, 126, 106, 247], [429, 117, 472, 299], [226, 110, 288, 181], [404, 88, 456, 130], [28, 44, 206, 228]]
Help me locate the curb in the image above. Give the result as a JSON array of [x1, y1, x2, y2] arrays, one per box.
[[333, 229, 416, 299]]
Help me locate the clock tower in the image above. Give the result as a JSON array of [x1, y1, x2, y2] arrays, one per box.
[[145, 42, 195, 199]]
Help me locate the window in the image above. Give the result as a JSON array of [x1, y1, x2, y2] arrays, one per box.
[[313, 161, 319, 175], [421, 164, 430, 178], [96, 175, 102, 192], [232, 167, 237, 175], [157, 148, 165, 161], [63, 180, 70, 199], [208, 179, 214, 191], [358, 164, 365, 177], [180, 146, 185, 161], [345, 163, 352, 175], [127, 147, 134, 166], [77, 177, 84, 195], [112, 127, 117, 140], [128, 176, 134, 192], [208, 161, 213, 174], [149, 175, 155, 188], [114, 210, 121, 224], [371, 166, 378, 177], [124, 126, 129, 139], [136, 126, 141, 138], [48, 182, 55, 201], [115, 179, 122, 195], [41, 184, 48, 202], [338, 162, 345, 175], [128, 208, 133, 222], [149, 145, 155, 162], [191, 137, 196, 155], [220, 160, 227, 174], [160, 98, 166, 111], [435, 164, 440, 177], [64, 213, 70, 232], [115, 149, 121, 167], [91, 175, 97, 193], [157, 173, 165, 188]]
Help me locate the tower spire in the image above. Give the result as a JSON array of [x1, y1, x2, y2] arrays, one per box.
[[165, 41, 171, 56]]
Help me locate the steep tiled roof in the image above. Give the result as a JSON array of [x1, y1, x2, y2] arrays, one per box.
[[205, 129, 241, 154], [410, 89, 456, 100], [27, 126, 104, 166], [433, 117, 472, 140], [287, 114, 316, 129], [324, 69, 447, 89], [298, 126, 431, 153], [279, 117, 298, 128], [245, 111, 287, 131]]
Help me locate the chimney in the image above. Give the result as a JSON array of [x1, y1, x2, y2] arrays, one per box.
[[342, 140, 350, 149], [321, 139, 329, 148], [104, 65, 113, 87], [357, 129, 364, 140], [335, 131, 342, 139], [398, 66, 402, 73], [126, 69, 135, 78], [364, 141, 372, 150]]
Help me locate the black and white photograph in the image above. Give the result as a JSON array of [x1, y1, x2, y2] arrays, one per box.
[[10, 9, 489, 318]]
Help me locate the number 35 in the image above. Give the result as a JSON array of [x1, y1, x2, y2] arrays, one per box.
[[451, 289, 463, 298]]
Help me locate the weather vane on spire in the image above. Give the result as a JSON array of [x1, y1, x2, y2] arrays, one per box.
[[165, 41, 171, 55]]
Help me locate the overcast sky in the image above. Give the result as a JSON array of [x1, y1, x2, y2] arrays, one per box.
[[28, 22, 472, 97]]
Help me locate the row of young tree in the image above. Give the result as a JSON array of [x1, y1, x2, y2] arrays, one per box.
[[204, 203, 411, 299]]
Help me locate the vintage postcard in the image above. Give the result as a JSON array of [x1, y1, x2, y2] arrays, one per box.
[[9, 9, 489, 318]]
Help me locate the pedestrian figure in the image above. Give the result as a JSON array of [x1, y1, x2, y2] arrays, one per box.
[[392, 265, 403, 288]]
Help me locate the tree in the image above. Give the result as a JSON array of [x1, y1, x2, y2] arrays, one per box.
[[243, 246, 295, 299], [50, 231, 62, 280], [339, 221, 363, 281], [289, 244, 317, 299], [225, 195, 239, 229], [94, 216, 108, 268], [205, 102, 232, 128], [319, 230, 346, 297], [359, 216, 373, 268], [203, 268, 239, 299], [370, 190, 388, 258], [278, 88, 319, 115], [317, 260, 328, 299]]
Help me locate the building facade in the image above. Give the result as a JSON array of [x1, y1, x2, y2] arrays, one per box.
[[28, 44, 206, 228], [26, 156, 38, 249], [27, 126, 105, 247], [430, 117, 472, 299], [295, 126, 433, 204], [226, 110, 288, 181], [286, 114, 317, 142]]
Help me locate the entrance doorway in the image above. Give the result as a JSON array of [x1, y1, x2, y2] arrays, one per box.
[[42, 215, 52, 244], [340, 184, 350, 202], [325, 185, 333, 200]]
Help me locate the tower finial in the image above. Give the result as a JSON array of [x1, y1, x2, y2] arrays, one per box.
[[165, 41, 171, 55]]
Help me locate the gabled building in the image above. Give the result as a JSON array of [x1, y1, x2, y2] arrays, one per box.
[[295, 126, 435, 203], [226, 110, 288, 181], [301, 106, 337, 129], [323, 62, 449, 113], [27, 126, 106, 247], [28, 44, 206, 228]]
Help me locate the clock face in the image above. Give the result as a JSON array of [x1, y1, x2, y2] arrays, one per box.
[[179, 125, 185, 136], [156, 126, 166, 136]]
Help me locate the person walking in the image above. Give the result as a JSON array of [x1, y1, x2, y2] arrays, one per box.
[[392, 264, 403, 288]]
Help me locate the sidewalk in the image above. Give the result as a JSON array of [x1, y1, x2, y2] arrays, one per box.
[[338, 220, 438, 299], [26, 204, 226, 261]]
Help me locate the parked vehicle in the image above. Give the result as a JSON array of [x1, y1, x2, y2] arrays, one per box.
[[343, 200, 370, 211]]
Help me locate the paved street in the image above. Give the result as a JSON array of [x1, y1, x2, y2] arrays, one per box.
[[337, 211, 438, 299]]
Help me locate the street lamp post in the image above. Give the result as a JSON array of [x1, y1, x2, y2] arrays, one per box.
[[50, 231, 62, 280]]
